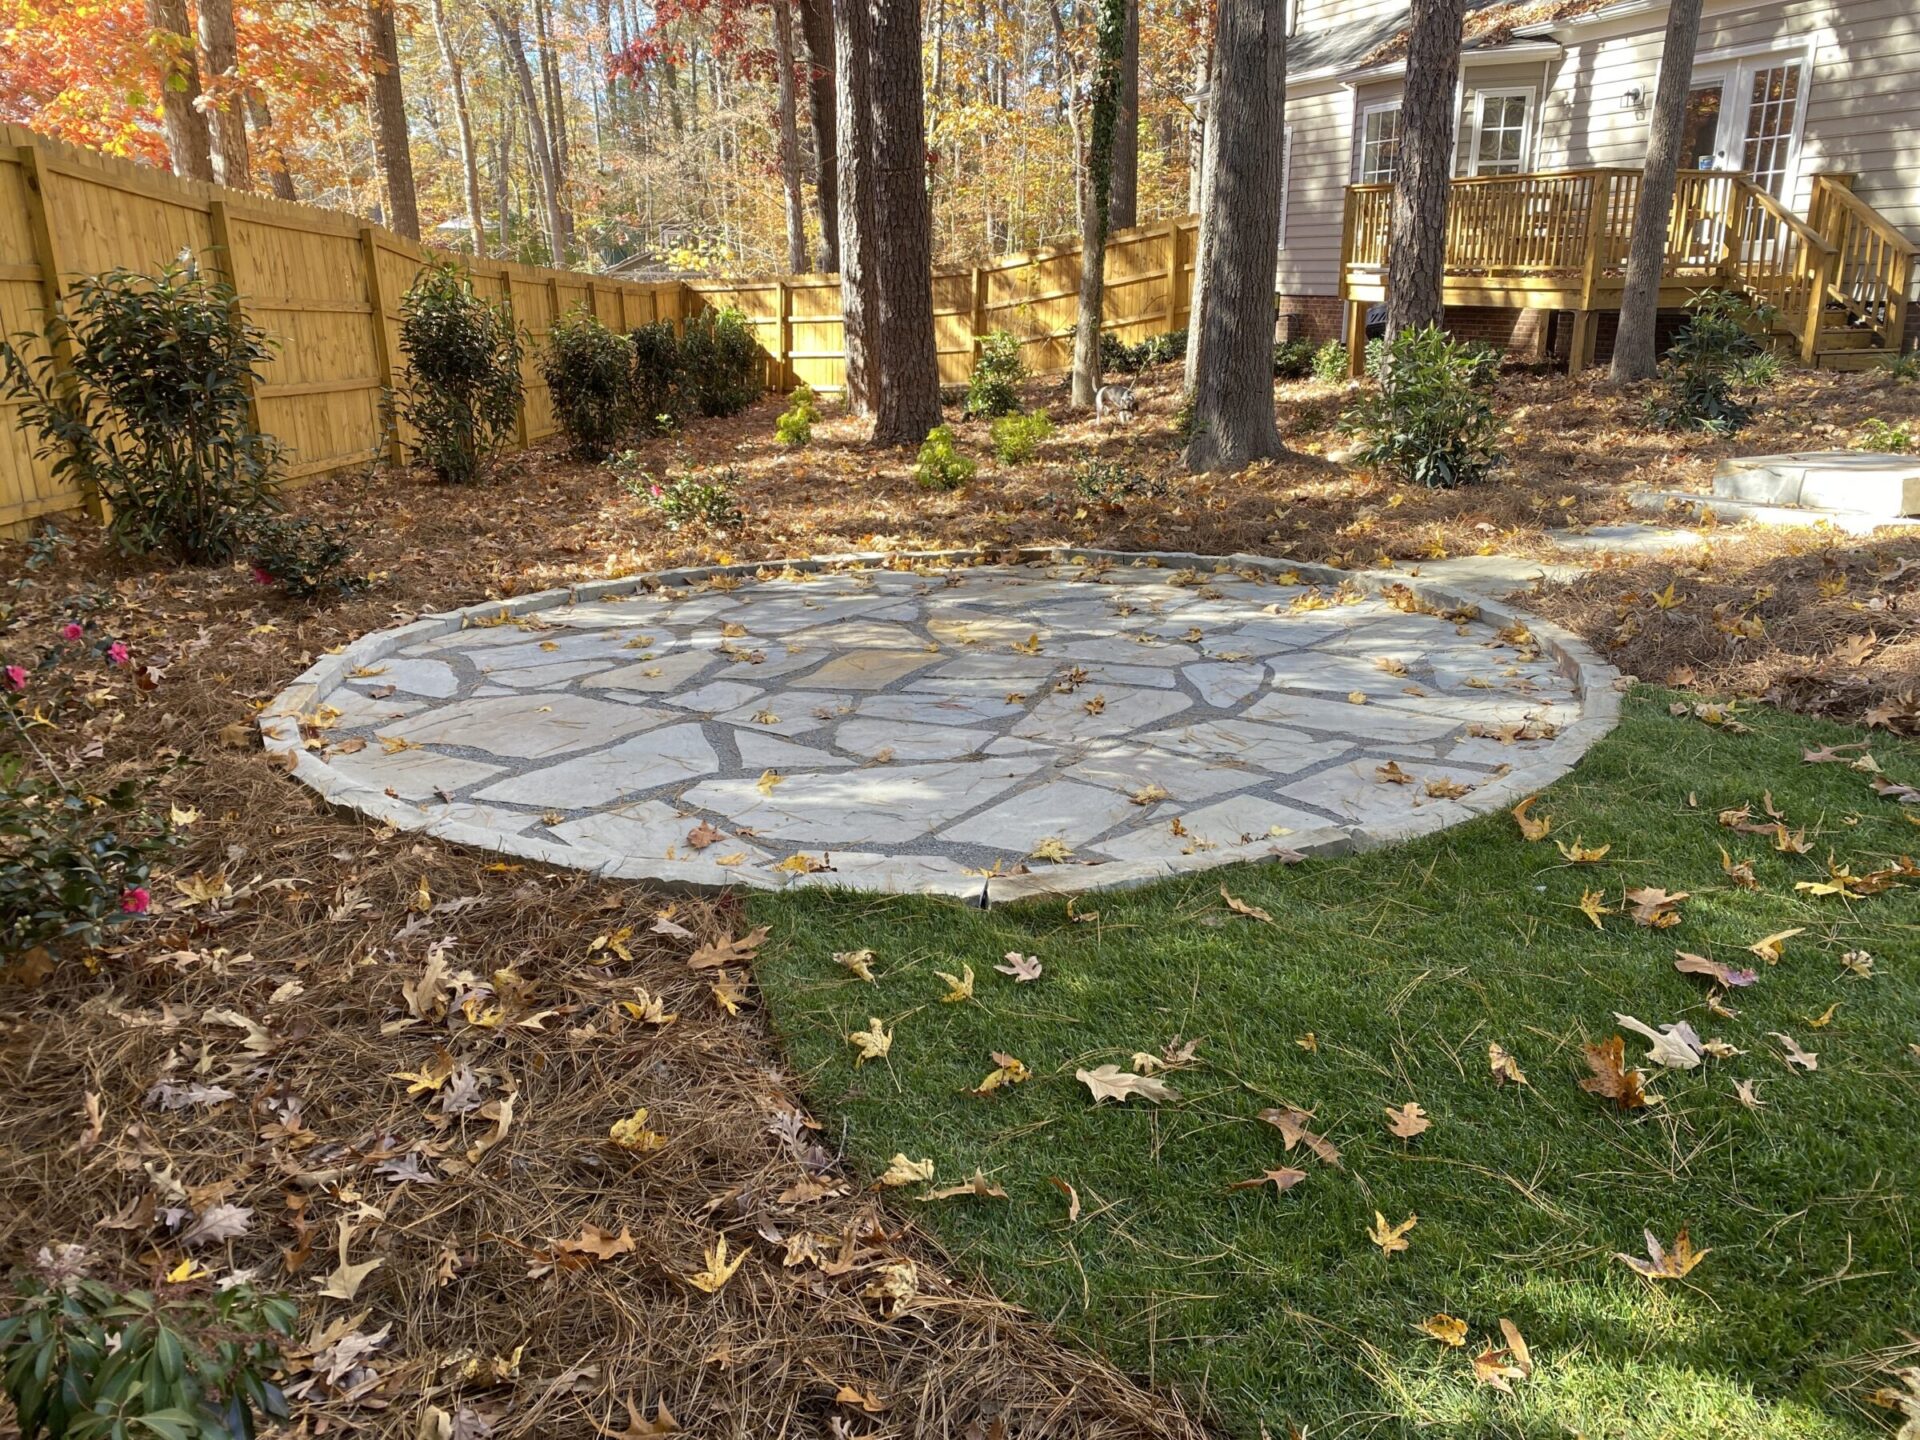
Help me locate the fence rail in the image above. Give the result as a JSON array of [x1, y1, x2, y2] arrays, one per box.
[[0, 125, 1197, 536]]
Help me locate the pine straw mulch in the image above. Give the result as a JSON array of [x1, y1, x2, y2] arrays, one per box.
[[1, 360, 1916, 1439]]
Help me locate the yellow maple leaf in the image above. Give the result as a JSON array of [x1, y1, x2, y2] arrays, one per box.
[[608, 1107, 668, 1153], [1555, 836, 1611, 863], [935, 964, 975, 1003], [684, 1235, 747, 1293], [1029, 836, 1074, 862], [847, 1017, 893, 1065], [1368, 1210, 1417, 1255], [1511, 796, 1552, 842], [1747, 927, 1805, 963], [1577, 889, 1612, 928], [1419, 1313, 1469, 1347], [755, 770, 783, 797]]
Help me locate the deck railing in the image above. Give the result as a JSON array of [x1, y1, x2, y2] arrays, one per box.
[[1809, 174, 1916, 354], [1341, 166, 1857, 363]]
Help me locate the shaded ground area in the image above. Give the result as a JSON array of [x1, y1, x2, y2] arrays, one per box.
[[751, 693, 1920, 1439]]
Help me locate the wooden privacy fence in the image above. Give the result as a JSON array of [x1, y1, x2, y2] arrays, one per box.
[[0, 125, 1197, 534]]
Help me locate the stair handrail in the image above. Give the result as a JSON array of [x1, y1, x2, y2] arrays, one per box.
[[1808, 175, 1915, 353], [1725, 176, 1836, 363]]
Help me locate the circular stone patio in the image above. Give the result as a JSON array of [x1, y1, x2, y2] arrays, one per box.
[[260, 549, 1619, 903]]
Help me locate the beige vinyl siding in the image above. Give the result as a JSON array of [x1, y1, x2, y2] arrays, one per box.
[[1276, 81, 1355, 294], [1535, 0, 1920, 237]]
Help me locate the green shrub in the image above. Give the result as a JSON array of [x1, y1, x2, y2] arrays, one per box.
[[1645, 290, 1777, 436], [965, 330, 1026, 418], [2, 585, 173, 958], [679, 308, 763, 418], [614, 455, 744, 534], [1337, 324, 1504, 488], [0, 263, 281, 564], [1311, 340, 1350, 384], [1172, 392, 1200, 441], [776, 383, 819, 446], [989, 409, 1052, 465], [246, 515, 364, 602], [0, 1254, 295, 1440], [1273, 338, 1318, 380], [1879, 350, 1920, 382], [1101, 329, 1188, 375], [629, 321, 684, 433], [914, 425, 976, 490], [1099, 332, 1138, 374], [541, 308, 633, 460], [1073, 458, 1166, 505], [394, 262, 524, 485], [1855, 417, 1916, 453]]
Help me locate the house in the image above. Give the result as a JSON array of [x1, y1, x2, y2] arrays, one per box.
[[1273, 0, 1919, 368]]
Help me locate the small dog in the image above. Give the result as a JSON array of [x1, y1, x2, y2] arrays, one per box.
[[1095, 382, 1137, 425]]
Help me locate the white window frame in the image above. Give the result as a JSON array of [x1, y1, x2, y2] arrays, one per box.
[[1467, 85, 1536, 176], [1278, 125, 1295, 247], [1355, 99, 1402, 184]]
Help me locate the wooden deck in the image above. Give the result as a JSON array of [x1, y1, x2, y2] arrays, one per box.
[[1339, 167, 1915, 374]]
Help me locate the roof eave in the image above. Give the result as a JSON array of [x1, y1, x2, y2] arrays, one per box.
[[1334, 38, 1564, 87]]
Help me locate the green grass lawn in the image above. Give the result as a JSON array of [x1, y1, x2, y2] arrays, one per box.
[[748, 692, 1920, 1439]]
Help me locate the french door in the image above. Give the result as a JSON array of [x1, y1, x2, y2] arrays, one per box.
[[1685, 50, 1809, 199]]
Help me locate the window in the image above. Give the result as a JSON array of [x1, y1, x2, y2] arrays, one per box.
[[1470, 88, 1533, 175], [1357, 102, 1401, 184]]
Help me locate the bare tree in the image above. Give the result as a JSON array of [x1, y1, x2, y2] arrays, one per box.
[[1182, 0, 1287, 473], [1384, 0, 1464, 337], [864, 0, 941, 444], [1612, 0, 1706, 381], [1109, 0, 1139, 231], [431, 0, 489, 257], [796, 0, 839, 271], [771, 0, 809, 272], [834, 0, 878, 415], [366, 0, 421, 240], [487, 3, 569, 262], [145, 0, 212, 182], [197, 0, 250, 190], [1186, 33, 1209, 212], [1070, 0, 1129, 409], [246, 96, 297, 199]]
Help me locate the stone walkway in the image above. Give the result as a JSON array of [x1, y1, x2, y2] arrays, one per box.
[[262, 551, 1618, 902]]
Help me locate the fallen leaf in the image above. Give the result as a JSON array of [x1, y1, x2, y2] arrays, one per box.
[[1511, 796, 1552, 842], [1420, 1314, 1469, 1347], [935, 964, 975, 1003], [1077, 1065, 1178, 1105], [1578, 1036, 1653, 1110], [1488, 1042, 1529, 1087], [971, 1052, 1031, 1095], [608, 1107, 667, 1153], [1368, 1210, 1417, 1255], [1747, 928, 1805, 963], [877, 1154, 935, 1187], [921, 1170, 1008, 1202], [1577, 889, 1612, 928], [1616, 1013, 1704, 1069], [317, 1220, 383, 1301], [994, 951, 1042, 982], [834, 948, 876, 982], [1227, 1166, 1309, 1195], [1734, 1078, 1765, 1110], [1220, 885, 1273, 923], [594, 1395, 680, 1437], [688, 926, 769, 971], [1257, 1106, 1342, 1167], [1029, 836, 1074, 862], [1376, 760, 1414, 785], [847, 1018, 893, 1066], [755, 769, 783, 797], [1674, 953, 1758, 989], [1626, 887, 1688, 929], [684, 1235, 747, 1293], [1769, 1032, 1819, 1070], [1554, 836, 1611, 863], [181, 1202, 253, 1248], [1384, 1101, 1431, 1138], [1047, 1176, 1081, 1221], [686, 821, 724, 850], [1719, 848, 1759, 890], [1615, 1226, 1708, 1280]]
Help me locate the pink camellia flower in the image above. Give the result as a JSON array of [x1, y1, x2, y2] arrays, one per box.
[[61, 622, 83, 641], [106, 641, 129, 666], [120, 886, 151, 915], [2, 665, 26, 691], [251, 566, 274, 586]]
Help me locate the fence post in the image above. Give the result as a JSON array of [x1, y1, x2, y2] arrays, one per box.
[[359, 226, 405, 467], [1162, 217, 1182, 335], [1802, 240, 1836, 365], [16, 143, 108, 523], [970, 265, 988, 362], [775, 279, 792, 391], [496, 265, 529, 451], [206, 199, 265, 441]]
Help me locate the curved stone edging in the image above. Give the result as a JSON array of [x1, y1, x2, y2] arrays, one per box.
[[258, 547, 1621, 904]]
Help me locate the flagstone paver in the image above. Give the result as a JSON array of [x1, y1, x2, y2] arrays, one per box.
[[262, 549, 1619, 901]]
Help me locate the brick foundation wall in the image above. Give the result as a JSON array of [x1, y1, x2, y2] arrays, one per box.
[[1272, 294, 1719, 366], [1274, 294, 1348, 344]]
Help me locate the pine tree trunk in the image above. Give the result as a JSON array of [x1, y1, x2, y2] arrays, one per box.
[[367, 0, 421, 240], [1071, 0, 1129, 409], [1182, 0, 1287, 473], [431, 0, 488, 257], [1385, 0, 1464, 337], [196, 0, 250, 190], [797, 0, 839, 271], [864, 0, 942, 445], [1109, 0, 1140, 231], [246, 96, 297, 199], [1612, 0, 1705, 382], [772, 0, 809, 273], [145, 0, 212, 182], [834, 0, 878, 416]]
